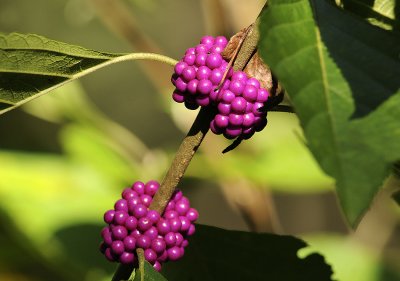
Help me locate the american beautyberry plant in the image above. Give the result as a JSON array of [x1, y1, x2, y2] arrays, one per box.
[[0, 0, 399, 281]]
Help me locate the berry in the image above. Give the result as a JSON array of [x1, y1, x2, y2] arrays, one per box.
[[100, 180, 198, 267], [171, 36, 231, 109]]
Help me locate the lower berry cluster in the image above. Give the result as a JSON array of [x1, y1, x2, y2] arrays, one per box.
[[171, 35, 270, 141], [100, 180, 198, 271]]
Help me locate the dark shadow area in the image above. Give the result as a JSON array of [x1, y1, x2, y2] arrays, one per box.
[[162, 224, 333, 281], [54, 223, 116, 275], [312, 1, 400, 119]]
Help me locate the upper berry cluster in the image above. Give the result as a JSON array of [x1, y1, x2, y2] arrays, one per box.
[[171, 35, 270, 141], [100, 180, 198, 271]]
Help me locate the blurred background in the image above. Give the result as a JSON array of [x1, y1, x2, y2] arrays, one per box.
[[0, 0, 399, 280]]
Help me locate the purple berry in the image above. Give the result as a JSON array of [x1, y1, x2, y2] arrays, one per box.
[[147, 210, 161, 223], [165, 201, 175, 211], [167, 246, 182, 261], [187, 224, 196, 236], [231, 97, 247, 113], [182, 239, 189, 248], [195, 53, 207, 67], [257, 88, 269, 102], [210, 44, 224, 53], [169, 218, 182, 232], [217, 103, 231, 115], [153, 261, 162, 272], [164, 210, 179, 220], [185, 47, 195, 55], [229, 80, 245, 95], [114, 199, 128, 212], [186, 208, 199, 222], [127, 197, 141, 213], [130, 229, 141, 239], [144, 249, 157, 263], [175, 198, 190, 215], [174, 61, 187, 76], [231, 71, 248, 82], [105, 247, 116, 262], [122, 188, 137, 200], [158, 250, 168, 262], [225, 126, 242, 139], [195, 44, 208, 54], [175, 77, 188, 92], [164, 232, 177, 247], [252, 102, 265, 117], [210, 120, 222, 134], [123, 236, 136, 251], [136, 235, 151, 249], [156, 219, 171, 235], [140, 194, 152, 207], [221, 90, 235, 103], [151, 238, 166, 253], [200, 35, 215, 46], [99, 241, 107, 254], [180, 216, 191, 232], [175, 233, 184, 246], [132, 204, 147, 218], [112, 225, 128, 240], [104, 210, 115, 224], [101, 227, 113, 245], [210, 69, 223, 85], [145, 180, 159, 196], [214, 114, 229, 128], [172, 190, 183, 202], [197, 79, 213, 95], [138, 217, 152, 232], [184, 54, 196, 65], [132, 181, 145, 195], [243, 113, 255, 127], [113, 211, 128, 225], [196, 66, 211, 80], [119, 252, 135, 264], [229, 114, 244, 126], [182, 66, 196, 82], [111, 240, 125, 255], [206, 53, 223, 69], [144, 226, 158, 240], [187, 79, 199, 94], [215, 36, 228, 46], [196, 96, 210, 107], [125, 216, 137, 231], [247, 77, 260, 88]]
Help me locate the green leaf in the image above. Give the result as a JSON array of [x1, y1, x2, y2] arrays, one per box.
[[133, 259, 167, 281], [0, 33, 176, 114], [258, 0, 400, 226], [163, 224, 333, 281]]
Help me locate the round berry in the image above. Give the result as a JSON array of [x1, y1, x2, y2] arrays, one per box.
[[184, 54, 196, 65], [210, 44, 224, 53], [195, 53, 207, 66], [231, 71, 247, 82], [182, 239, 189, 248], [132, 204, 147, 218], [175, 233, 184, 246], [127, 197, 141, 213], [243, 113, 255, 127], [123, 236, 136, 251], [137, 217, 152, 232], [113, 211, 128, 225], [196, 96, 210, 107], [182, 66, 196, 82], [252, 102, 265, 117], [136, 235, 151, 249], [187, 224, 196, 236], [186, 208, 199, 222], [164, 210, 179, 220], [175, 198, 190, 215], [195, 44, 208, 54], [215, 36, 228, 46], [185, 48, 195, 55], [144, 249, 157, 263], [151, 238, 166, 253], [229, 114, 244, 126], [104, 210, 115, 224], [167, 246, 182, 261], [171, 190, 183, 202], [144, 226, 158, 240], [111, 240, 125, 255], [210, 69, 223, 85], [206, 53, 222, 69], [114, 199, 128, 212], [221, 90, 235, 103], [147, 210, 161, 224], [164, 232, 177, 247], [153, 261, 162, 272], [120, 252, 135, 264], [214, 114, 229, 128], [179, 216, 191, 232], [140, 194, 152, 207], [132, 181, 145, 195], [169, 218, 182, 232], [200, 35, 215, 46], [229, 80, 245, 95], [231, 97, 247, 113], [156, 219, 171, 235], [112, 225, 128, 240], [196, 66, 211, 80], [217, 103, 231, 115], [145, 180, 159, 196], [225, 126, 242, 139], [247, 77, 260, 88], [174, 61, 187, 76], [165, 201, 175, 211], [257, 88, 269, 102], [187, 79, 199, 94], [158, 250, 168, 262], [197, 79, 213, 95], [122, 188, 137, 200], [101, 227, 113, 245], [105, 247, 117, 262], [125, 216, 137, 230]]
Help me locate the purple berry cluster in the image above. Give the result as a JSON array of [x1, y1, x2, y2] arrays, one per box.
[[171, 35, 232, 110], [209, 71, 269, 139], [171, 35, 271, 141], [100, 180, 198, 272]]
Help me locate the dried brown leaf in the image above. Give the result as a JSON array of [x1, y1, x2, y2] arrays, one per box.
[[221, 29, 246, 61]]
